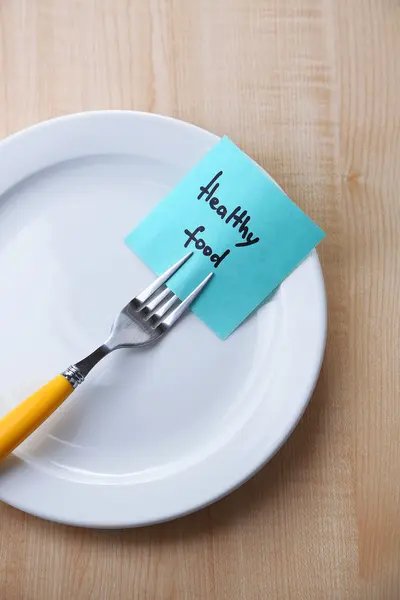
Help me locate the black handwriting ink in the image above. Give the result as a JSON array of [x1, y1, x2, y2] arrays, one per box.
[[184, 225, 205, 248], [196, 171, 260, 249], [211, 248, 230, 268], [235, 233, 260, 247], [216, 205, 227, 219], [183, 225, 230, 268], [209, 196, 219, 210], [197, 171, 223, 202]]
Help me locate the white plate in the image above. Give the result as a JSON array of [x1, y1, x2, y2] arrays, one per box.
[[0, 111, 326, 527]]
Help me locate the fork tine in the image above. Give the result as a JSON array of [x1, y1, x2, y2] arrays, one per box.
[[135, 252, 192, 305], [139, 287, 170, 313], [159, 273, 213, 329], [151, 293, 179, 320]]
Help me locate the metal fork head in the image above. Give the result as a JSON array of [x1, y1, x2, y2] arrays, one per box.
[[104, 253, 212, 350]]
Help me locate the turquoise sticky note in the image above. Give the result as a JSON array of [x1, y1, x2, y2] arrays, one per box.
[[125, 137, 325, 339]]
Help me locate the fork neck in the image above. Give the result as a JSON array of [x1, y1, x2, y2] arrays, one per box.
[[62, 345, 110, 387]]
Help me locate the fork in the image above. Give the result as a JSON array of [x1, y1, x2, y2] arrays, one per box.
[[0, 252, 211, 460]]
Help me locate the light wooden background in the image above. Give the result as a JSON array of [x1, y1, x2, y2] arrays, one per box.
[[0, 1, 399, 598]]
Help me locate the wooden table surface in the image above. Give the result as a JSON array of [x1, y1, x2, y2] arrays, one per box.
[[0, 1, 399, 598]]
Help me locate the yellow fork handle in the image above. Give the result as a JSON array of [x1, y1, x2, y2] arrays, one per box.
[[0, 375, 74, 460]]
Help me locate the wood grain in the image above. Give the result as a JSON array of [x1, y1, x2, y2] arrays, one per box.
[[0, 0, 399, 598]]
